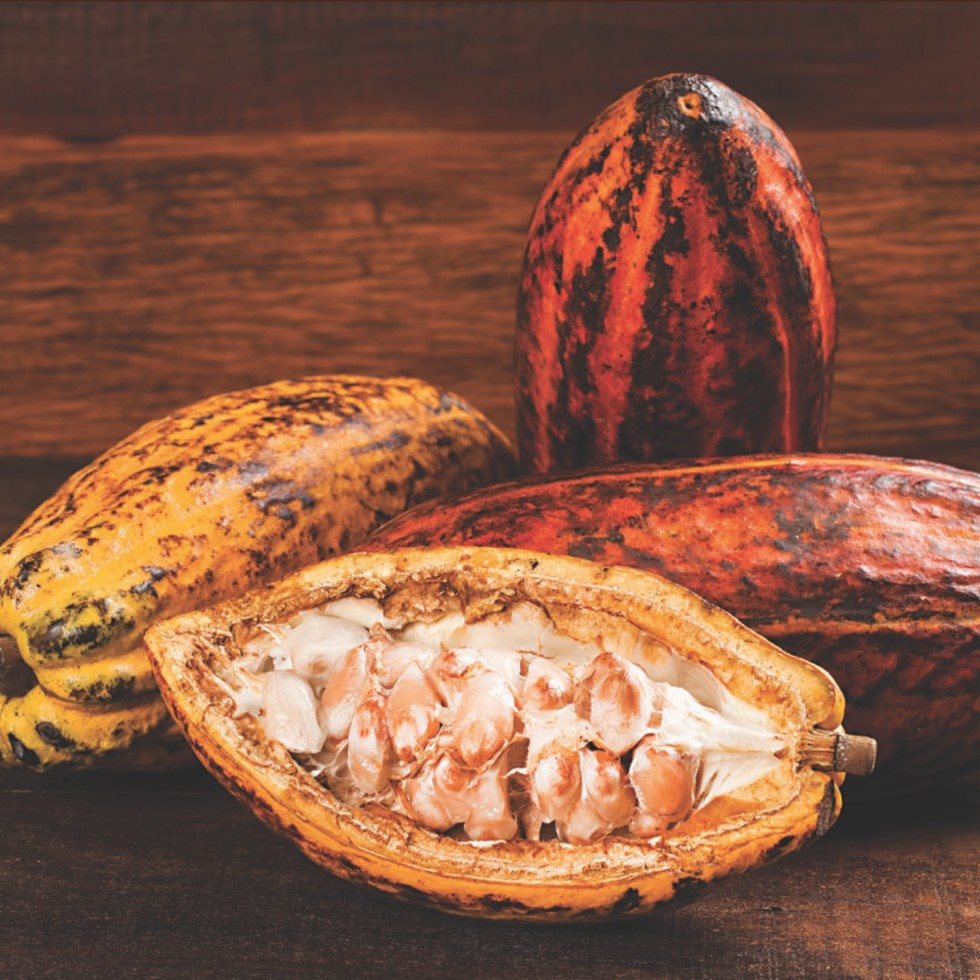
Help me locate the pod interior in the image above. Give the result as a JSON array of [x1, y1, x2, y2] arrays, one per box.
[[146, 548, 861, 920]]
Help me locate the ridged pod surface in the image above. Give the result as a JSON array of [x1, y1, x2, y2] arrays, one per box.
[[371, 455, 980, 793], [517, 73, 835, 472], [0, 376, 515, 768], [146, 547, 870, 921]]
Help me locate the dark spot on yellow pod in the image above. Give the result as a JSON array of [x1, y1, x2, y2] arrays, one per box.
[[69, 675, 137, 703], [13, 552, 44, 587], [671, 875, 710, 907], [195, 458, 233, 474], [8, 734, 40, 767], [34, 722, 74, 749], [479, 894, 543, 915], [611, 887, 642, 914]]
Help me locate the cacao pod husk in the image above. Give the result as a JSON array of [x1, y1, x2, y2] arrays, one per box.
[[145, 546, 873, 920], [517, 73, 835, 471], [0, 376, 515, 768], [370, 455, 980, 794]]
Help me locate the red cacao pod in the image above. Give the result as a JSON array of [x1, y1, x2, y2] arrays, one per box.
[[370, 455, 980, 794], [517, 73, 836, 472]]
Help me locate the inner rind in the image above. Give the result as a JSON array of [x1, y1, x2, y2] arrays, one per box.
[[225, 597, 790, 845]]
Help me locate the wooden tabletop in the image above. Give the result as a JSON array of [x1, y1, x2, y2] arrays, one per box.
[[0, 764, 976, 978], [1, 4, 977, 977]]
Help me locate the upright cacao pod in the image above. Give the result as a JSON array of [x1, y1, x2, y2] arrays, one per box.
[[0, 375, 515, 769], [370, 455, 980, 794], [517, 73, 836, 472]]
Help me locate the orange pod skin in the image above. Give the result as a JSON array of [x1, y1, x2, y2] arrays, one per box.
[[517, 73, 835, 472], [370, 454, 980, 794]]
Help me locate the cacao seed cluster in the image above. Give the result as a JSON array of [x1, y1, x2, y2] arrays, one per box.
[[241, 605, 721, 845]]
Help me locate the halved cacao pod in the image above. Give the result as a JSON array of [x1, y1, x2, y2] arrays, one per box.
[[517, 73, 835, 471], [369, 455, 980, 794], [0, 376, 515, 769], [144, 547, 874, 921]]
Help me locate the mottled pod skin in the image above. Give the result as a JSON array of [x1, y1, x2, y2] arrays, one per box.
[[0, 376, 515, 768], [371, 455, 980, 794], [517, 74, 836, 472]]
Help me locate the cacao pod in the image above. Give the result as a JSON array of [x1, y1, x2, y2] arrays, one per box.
[[145, 547, 874, 920], [0, 376, 515, 769], [517, 73, 835, 472], [370, 455, 980, 794]]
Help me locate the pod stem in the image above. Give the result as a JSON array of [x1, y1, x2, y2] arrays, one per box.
[[801, 729, 877, 776]]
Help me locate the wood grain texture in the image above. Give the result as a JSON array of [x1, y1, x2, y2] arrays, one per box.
[[0, 765, 976, 979], [0, 1, 976, 137], [0, 129, 977, 468]]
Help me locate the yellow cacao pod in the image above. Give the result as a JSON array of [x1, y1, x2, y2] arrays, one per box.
[[0, 378, 515, 769]]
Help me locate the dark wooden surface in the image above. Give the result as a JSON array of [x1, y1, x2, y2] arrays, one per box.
[[1, 3, 978, 977], [0, 764, 976, 979], [0, 2, 976, 136]]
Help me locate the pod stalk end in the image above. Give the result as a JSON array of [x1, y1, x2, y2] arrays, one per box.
[[802, 729, 877, 776]]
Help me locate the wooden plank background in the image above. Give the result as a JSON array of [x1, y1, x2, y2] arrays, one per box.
[[0, 1, 976, 135], [1, 127, 977, 467]]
